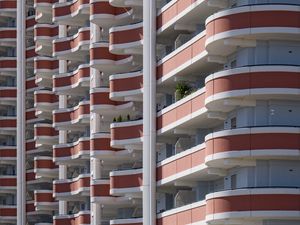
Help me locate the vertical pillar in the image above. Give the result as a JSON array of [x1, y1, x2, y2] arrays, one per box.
[[17, 0, 26, 224], [90, 22, 102, 225], [58, 1, 68, 214], [143, 0, 156, 224]]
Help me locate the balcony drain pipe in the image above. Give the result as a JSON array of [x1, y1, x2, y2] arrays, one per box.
[[17, 0, 26, 224], [143, 0, 157, 224]]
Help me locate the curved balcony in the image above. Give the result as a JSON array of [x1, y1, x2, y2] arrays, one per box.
[[0, 116, 16, 135], [157, 126, 300, 186], [0, 87, 16, 105], [26, 139, 38, 155], [34, 57, 58, 88], [0, 1, 16, 18], [53, 0, 89, 26], [110, 119, 143, 149], [26, 15, 37, 31], [34, 90, 58, 119], [27, 201, 50, 217], [0, 57, 16, 76], [26, 46, 38, 62], [53, 100, 90, 130], [90, 87, 133, 116], [34, 156, 58, 179], [205, 65, 300, 112], [0, 175, 16, 194], [110, 168, 142, 196], [157, 89, 207, 134], [0, 146, 16, 164], [34, 0, 58, 14], [34, 24, 58, 55], [109, 22, 143, 55], [0, 205, 16, 223], [53, 27, 90, 61], [53, 136, 90, 164], [34, 123, 59, 146], [109, 0, 142, 8], [91, 132, 134, 162], [205, 5, 300, 56], [205, 127, 300, 168], [26, 169, 51, 185], [26, 201, 35, 214], [53, 64, 89, 95], [157, 199, 206, 225], [27, 200, 53, 216], [26, 76, 39, 92], [0, 27, 16, 47], [157, 0, 217, 35], [90, 0, 132, 28], [156, 31, 207, 84], [26, 139, 51, 156], [206, 188, 300, 224], [156, 143, 206, 186], [91, 179, 114, 203], [157, 65, 300, 135], [53, 211, 90, 225], [34, 190, 58, 211], [35, 0, 57, 22], [110, 218, 142, 225], [26, 108, 40, 124], [109, 70, 143, 101], [53, 174, 90, 200], [35, 11, 51, 24], [90, 42, 133, 74]]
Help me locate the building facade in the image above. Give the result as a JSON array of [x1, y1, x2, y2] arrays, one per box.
[[0, 0, 300, 224]]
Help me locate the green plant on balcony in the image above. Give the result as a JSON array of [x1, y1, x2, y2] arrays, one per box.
[[116, 115, 123, 122], [175, 81, 193, 101], [113, 114, 132, 123]]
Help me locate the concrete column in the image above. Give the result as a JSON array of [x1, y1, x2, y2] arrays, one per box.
[[92, 158, 102, 179], [143, 0, 157, 224], [90, 23, 101, 89], [90, 21, 102, 225], [91, 203, 102, 225], [58, 1, 68, 214], [91, 157, 102, 225], [16, 0, 26, 224]]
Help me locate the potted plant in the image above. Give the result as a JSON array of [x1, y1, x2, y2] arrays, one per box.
[[117, 115, 122, 122], [175, 81, 192, 101]]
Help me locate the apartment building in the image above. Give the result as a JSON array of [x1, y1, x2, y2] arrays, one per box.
[[0, 0, 300, 225]]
